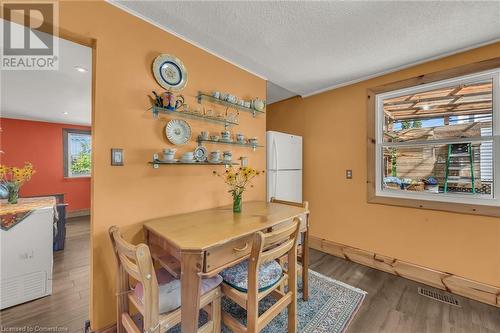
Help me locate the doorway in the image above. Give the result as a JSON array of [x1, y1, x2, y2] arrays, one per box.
[[0, 26, 92, 332]]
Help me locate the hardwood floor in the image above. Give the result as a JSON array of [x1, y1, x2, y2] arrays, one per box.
[[309, 249, 500, 333], [2, 220, 499, 333], [0, 216, 90, 333]]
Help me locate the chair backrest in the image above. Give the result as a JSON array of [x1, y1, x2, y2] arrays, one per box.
[[108, 225, 159, 331], [270, 198, 309, 232], [246, 218, 300, 293]]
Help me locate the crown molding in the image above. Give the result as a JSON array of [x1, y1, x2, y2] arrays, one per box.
[[301, 37, 500, 98]]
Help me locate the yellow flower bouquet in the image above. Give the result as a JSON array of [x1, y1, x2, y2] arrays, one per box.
[[0, 162, 35, 204], [213, 166, 264, 212]]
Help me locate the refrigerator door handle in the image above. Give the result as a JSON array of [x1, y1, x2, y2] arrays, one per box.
[[274, 171, 278, 198], [272, 138, 278, 170]]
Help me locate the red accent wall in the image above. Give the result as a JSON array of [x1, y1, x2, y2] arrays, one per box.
[[1, 118, 91, 213]]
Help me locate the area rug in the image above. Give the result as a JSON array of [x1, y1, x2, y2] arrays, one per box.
[[168, 270, 366, 333]]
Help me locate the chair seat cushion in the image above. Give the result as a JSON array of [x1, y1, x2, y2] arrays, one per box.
[[134, 268, 222, 314], [220, 259, 283, 293]]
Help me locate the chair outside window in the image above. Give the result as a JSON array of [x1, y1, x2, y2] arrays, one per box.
[[220, 218, 301, 333], [108, 226, 222, 333]]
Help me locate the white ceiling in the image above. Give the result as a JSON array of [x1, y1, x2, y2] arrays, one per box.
[[1, 20, 92, 126], [112, 1, 500, 103]]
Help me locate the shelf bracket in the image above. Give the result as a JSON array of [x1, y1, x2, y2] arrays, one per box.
[[152, 153, 159, 168]]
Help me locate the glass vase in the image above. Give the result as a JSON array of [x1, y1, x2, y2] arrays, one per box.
[[6, 182, 20, 204], [233, 193, 242, 213]]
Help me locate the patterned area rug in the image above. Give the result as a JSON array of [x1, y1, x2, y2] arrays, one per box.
[[168, 270, 366, 333]]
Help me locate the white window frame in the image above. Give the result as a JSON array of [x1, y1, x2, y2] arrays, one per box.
[[63, 129, 91, 178], [375, 68, 500, 207]]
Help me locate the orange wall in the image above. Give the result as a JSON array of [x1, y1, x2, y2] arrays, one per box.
[[268, 42, 500, 288], [54, 1, 266, 329], [0, 118, 91, 212]]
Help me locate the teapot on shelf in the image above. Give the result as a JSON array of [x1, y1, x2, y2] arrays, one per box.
[[160, 91, 185, 111], [252, 98, 266, 112]]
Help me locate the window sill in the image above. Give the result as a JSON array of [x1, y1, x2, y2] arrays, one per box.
[[367, 190, 500, 217]]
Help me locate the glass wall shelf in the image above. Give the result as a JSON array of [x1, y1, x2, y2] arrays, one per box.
[[149, 154, 238, 168], [197, 92, 265, 117], [149, 106, 238, 129], [197, 139, 263, 151]]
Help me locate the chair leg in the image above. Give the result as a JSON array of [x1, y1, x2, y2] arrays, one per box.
[[211, 292, 221, 333], [247, 287, 259, 333], [287, 251, 298, 333], [302, 230, 310, 301], [116, 266, 129, 333]]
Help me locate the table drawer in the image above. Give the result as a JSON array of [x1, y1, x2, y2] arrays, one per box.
[[204, 235, 254, 272]]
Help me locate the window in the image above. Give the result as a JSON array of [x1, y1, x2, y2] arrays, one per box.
[[63, 129, 91, 178], [374, 68, 499, 207]]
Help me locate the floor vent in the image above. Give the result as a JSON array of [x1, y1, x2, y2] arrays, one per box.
[[418, 287, 461, 307]]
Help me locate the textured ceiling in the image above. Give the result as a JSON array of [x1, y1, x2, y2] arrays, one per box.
[[113, 1, 500, 102], [1, 21, 92, 125]]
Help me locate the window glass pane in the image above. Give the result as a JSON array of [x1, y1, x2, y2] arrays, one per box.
[[68, 132, 91, 177], [383, 80, 493, 143], [382, 142, 493, 198]]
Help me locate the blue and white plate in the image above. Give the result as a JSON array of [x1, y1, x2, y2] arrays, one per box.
[[194, 146, 208, 162], [152, 54, 188, 91]]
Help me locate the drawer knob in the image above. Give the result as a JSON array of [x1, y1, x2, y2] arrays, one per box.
[[233, 243, 249, 252]]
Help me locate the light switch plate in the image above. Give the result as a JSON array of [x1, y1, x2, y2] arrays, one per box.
[[111, 148, 124, 166], [346, 169, 353, 179]]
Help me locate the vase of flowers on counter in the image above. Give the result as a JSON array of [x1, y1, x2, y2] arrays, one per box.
[[0, 163, 35, 204], [213, 166, 263, 213]]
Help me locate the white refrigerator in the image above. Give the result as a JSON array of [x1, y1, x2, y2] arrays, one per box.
[[267, 131, 303, 203]]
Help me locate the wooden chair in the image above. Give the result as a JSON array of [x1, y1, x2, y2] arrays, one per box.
[[220, 218, 301, 333], [270, 198, 310, 300], [108, 226, 222, 333]]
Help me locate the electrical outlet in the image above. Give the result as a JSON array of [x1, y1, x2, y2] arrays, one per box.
[[346, 169, 353, 179]]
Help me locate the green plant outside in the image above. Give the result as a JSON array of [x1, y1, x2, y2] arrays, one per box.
[[71, 142, 91, 175]]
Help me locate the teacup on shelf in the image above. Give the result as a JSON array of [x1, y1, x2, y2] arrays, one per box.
[[248, 138, 258, 146], [200, 131, 209, 140], [210, 150, 221, 163], [221, 131, 231, 141], [223, 151, 232, 162], [236, 133, 245, 143], [163, 148, 177, 161]]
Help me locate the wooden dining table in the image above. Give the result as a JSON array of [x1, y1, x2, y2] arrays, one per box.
[[143, 201, 309, 333]]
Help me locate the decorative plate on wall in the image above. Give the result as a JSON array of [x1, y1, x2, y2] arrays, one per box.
[[194, 146, 208, 162], [165, 119, 191, 145], [152, 54, 188, 91]]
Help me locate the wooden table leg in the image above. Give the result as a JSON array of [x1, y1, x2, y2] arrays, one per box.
[[302, 229, 310, 301], [181, 250, 203, 333]]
